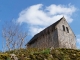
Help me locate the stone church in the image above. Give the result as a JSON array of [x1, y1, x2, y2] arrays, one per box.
[[26, 17, 76, 49]]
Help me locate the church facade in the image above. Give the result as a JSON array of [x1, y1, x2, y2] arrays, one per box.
[[26, 17, 76, 49]]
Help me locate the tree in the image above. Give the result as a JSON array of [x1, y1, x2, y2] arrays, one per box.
[[2, 21, 27, 51]]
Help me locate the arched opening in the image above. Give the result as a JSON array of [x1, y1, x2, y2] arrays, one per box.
[[66, 27, 69, 33], [62, 25, 65, 31]]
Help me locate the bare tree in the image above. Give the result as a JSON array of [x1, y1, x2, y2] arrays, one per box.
[[2, 21, 27, 51]]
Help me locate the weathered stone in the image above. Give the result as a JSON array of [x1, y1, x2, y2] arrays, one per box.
[[10, 54, 18, 60], [26, 17, 76, 49]]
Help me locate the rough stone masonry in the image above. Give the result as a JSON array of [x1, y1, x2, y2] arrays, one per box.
[[26, 17, 76, 49]]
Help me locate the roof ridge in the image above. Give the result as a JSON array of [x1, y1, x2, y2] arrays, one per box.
[[27, 17, 64, 44]]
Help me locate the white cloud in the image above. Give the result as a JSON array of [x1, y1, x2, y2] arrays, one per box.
[[76, 35, 80, 49], [46, 4, 76, 15], [77, 39, 80, 44], [76, 38, 80, 49], [16, 4, 77, 36], [29, 26, 44, 36]]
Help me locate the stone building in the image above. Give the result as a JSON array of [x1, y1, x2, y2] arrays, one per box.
[[26, 17, 76, 49]]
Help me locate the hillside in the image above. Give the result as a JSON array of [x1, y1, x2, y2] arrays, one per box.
[[0, 48, 80, 60]]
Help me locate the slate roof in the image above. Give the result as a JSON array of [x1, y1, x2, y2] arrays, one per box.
[[27, 17, 64, 45]]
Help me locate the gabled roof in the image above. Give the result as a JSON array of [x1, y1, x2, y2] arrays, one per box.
[[27, 17, 64, 45]]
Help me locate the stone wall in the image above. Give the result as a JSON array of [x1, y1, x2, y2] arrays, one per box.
[[28, 29, 59, 48], [27, 17, 76, 49], [56, 18, 76, 49]]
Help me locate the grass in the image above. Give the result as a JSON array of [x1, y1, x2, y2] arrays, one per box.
[[0, 48, 80, 60]]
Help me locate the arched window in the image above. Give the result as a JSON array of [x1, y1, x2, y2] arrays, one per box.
[[47, 30, 49, 34], [66, 27, 69, 33], [62, 25, 65, 31]]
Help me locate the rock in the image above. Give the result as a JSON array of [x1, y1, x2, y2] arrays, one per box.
[[10, 54, 18, 60]]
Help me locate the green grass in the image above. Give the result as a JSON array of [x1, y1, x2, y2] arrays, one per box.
[[0, 48, 80, 60]]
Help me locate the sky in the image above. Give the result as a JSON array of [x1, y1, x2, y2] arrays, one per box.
[[0, 0, 80, 51]]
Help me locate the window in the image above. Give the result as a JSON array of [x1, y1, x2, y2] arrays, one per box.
[[47, 30, 50, 34], [62, 25, 65, 31], [66, 27, 69, 33]]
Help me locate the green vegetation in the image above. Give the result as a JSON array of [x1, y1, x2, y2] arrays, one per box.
[[0, 48, 80, 60]]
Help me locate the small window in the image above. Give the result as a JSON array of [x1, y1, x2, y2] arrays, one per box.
[[47, 30, 49, 34], [66, 27, 69, 33], [62, 25, 65, 31]]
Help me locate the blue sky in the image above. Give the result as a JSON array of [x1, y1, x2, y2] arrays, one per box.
[[0, 0, 80, 51]]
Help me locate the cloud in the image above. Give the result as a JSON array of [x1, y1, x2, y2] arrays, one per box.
[[76, 38, 80, 49], [76, 35, 80, 49], [29, 26, 44, 36], [16, 4, 77, 36]]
